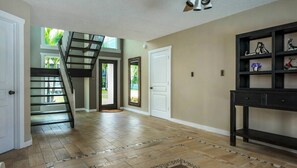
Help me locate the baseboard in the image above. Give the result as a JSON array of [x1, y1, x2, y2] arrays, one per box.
[[170, 118, 297, 154], [75, 108, 86, 112], [86, 109, 97, 112], [122, 107, 150, 116], [22, 136, 32, 148], [122, 108, 297, 154], [0, 162, 5, 168], [169, 118, 230, 136]]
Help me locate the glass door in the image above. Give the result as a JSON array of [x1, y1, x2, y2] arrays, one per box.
[[99, 60, 118, 110]]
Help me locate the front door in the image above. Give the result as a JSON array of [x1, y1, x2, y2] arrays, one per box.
[[149, 46, 171, 119], [99, 60, 118, 110], [0, 19, 15, 153]]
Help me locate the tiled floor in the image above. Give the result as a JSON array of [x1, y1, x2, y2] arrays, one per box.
[[0, 111, 296, 168]]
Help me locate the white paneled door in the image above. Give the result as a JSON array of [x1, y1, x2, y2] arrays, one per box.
[[0, 19, 15, 153], [149, 46, 171, 120]]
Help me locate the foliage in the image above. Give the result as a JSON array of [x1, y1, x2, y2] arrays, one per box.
[[44, 27, 64, 46], [102, 36, 117, 49], [45, 57, 60, 69], [130, 65, 139, 89]]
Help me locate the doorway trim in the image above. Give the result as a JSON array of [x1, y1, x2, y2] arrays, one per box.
[[0, 10, 28, 149], [148, 46, 172, 119], [96, 57, 121, 111]]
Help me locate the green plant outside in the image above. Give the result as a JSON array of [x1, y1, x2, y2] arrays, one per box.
[[44, 27, 64, 46]]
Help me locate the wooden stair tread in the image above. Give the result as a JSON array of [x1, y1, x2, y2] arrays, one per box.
[[31, 102, 68, 106], [31, 80, 62, 82], [31, 94, 66, 97], [31, 119, 73, 126], [72, 38, 103, 44], [31, 110, 70, 115], [69, 46, 98, 52], [67, 54, 96, 59], [66, 62, 93, 65], [31, 87, 64, 89]]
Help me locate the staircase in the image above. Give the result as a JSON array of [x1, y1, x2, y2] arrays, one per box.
[[30, 68, 74, 127], [30, 31, 105, 128], [61, 32, 105, 77]]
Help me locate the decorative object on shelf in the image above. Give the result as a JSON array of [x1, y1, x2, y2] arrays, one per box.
[[251, 63, 262, 71], [244, 42, 270, 56], [284, 57, 297, 70], [288, 38, 297, 51], [244, 51, 256, 56], [255, 42, 270, 54]]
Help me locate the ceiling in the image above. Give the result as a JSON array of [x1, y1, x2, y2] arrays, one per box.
[[23, 0, 277, 41]]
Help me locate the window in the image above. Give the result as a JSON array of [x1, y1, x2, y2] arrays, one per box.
[[41, 53, 63, 103], [41, 27, 64, 50], [102, 36, 121, 53]]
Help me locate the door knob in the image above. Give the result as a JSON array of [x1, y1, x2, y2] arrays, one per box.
[[9, 90, 15, 95], [150, 87, 153, 89]]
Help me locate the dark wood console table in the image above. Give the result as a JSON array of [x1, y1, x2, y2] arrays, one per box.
[[230, 90, 297, 150]]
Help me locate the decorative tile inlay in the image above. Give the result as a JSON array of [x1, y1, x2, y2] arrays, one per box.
[[151, 158, 199, 168], [46, 135, 182, 168], [45, 135, 288, 168]]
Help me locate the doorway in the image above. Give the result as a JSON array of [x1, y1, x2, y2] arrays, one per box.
[[0, 17, 15, 154], [148, 46, 172, 120], [99, 60, 118, 110], [0, 10, 26, 153]]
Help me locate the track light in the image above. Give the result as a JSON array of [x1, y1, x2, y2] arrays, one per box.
[[183, 0, 195, 12], [202, 0, 212, 10], [183, 0, 212, 12], [193, 0, 202, 11]]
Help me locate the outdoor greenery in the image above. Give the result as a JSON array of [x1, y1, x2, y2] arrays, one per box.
[[44, 27, 64, 46], [130, 65, 139, 103], [44, 56, 62, 102], [45, 56, 60, 69], [130, 65, 139, 90], [102, 36, 117, 49]]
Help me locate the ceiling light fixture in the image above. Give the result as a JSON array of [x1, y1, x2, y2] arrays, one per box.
[[183, 0, 212, 12]]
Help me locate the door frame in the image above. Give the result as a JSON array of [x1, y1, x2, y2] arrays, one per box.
[[148, 46, 172, 119], [0, 10, 27, 149], [96, 57, 121, 111]]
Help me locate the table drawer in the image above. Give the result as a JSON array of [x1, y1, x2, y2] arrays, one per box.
[[267, 93, 297, 109], [234, 92, 262, 106]]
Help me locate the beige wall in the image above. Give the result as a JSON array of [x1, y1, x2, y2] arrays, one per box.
[[123, 0, 297, 138], [0, 0, 31, 141], [123, 40, 149, 112]]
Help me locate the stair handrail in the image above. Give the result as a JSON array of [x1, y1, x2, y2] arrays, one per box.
[[65, 32, 74, 62], [58, 38, 74, 93]]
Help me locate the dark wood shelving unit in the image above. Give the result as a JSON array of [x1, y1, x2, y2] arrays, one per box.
[[275, 69, 297, 74], [239, 71, 272, 75], [276, 50, 297, 57], [240, 53, 272, 60], [236, 129, 297, 150], [230, 21, 297, 150]]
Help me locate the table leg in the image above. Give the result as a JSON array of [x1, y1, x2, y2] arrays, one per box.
[[230, 92, 236, 146], [243, 106, 249, 142]]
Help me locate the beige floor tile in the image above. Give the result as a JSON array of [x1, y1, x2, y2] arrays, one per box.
[[0, 111, 295, 168], [28, 153, 44, 167]]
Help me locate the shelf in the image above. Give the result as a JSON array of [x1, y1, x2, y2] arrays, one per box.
[[275, 69, 297, 74], [276, 50, 297, 57], [234, 22, 297, 151], [236, 129, 297, 150], [240, 53, 272, 60], [239, 71, 272, 75]]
